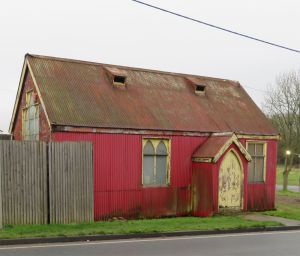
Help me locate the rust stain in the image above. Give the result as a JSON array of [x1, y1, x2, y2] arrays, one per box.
[[193, 136, 231, 159], [25, 54, 277, 135]]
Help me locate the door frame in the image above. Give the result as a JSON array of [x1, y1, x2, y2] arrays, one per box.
[[217, 148, 244, 210]]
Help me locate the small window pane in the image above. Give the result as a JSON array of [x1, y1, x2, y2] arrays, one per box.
[[255, 157, 264, 182], [156, 155, 167, 185], [29, 119, 35, 134], [29, 106, 35, 119], [256, 144, 264, 156], [26, 92, 32, 106], [156, 141, 168, 155], [248, 144, 255, 155], [25, 120, 29, 133], [28, 92, 34, 105], [143, 155, 155, 185], [144, 141, 155, 155], [35, 106, 39, 117]]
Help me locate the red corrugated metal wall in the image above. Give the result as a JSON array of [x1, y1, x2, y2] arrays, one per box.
[[192, 162, 214, 217], [53, 132, 276, 219], [53, 132, 206, 220], [192, 143, 249, 216], [240, 139, 277, 210]]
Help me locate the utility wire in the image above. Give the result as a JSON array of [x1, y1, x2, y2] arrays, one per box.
[[132, 0, 300, 54]]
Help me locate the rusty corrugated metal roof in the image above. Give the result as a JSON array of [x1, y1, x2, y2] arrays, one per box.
[[192, 136, 231, 159], [192, 134, 252, 162], [26, 54, 277, 135]]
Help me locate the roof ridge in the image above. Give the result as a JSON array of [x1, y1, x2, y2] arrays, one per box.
[[25, 53, 240, 85]]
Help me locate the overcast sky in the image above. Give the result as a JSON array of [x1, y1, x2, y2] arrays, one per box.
[[0, 0, 299, 132]]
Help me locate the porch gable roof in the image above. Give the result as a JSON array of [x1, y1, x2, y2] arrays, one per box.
[[192, 133, 252, 163]]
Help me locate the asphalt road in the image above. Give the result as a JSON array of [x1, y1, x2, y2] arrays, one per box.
[[0, 231, 299, 256], [276, 185, 300, 192]]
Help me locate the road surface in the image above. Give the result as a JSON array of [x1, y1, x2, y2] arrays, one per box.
[[276, 185, 300, 192], [0, 230, 299, 256]]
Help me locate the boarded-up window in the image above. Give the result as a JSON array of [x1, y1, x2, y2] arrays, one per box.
[[142, 139, 170, 186], [23, 91, 39, 141], [247, 142, 266, 183]]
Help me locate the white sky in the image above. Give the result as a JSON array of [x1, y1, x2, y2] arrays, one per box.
[[0, 0, 299, 132]]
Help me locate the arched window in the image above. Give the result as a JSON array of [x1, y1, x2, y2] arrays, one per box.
[[143, 141, 155, 185], [156, 141, 168, 185], [142, 139, 170, 186], [23, 90, 39, 141]]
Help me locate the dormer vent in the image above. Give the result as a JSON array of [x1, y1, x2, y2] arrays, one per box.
[[113, 75, 126, 86], [186, 77, 207, 95], [195, 85, 206, 94], [104, 66, 127, 87]]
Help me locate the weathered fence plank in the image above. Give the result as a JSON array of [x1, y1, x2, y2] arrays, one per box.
[[48, 142, 94, 224], [0, 141, 94, 226], [0, 141, 48, 225]]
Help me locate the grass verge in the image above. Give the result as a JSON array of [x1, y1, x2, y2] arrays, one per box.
[[276, 165, 300, 186], [263, 191, 300, 221], [0, 216, 279, 239]]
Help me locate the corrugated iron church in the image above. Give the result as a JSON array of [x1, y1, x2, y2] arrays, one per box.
[[10, 54, 278, 219]]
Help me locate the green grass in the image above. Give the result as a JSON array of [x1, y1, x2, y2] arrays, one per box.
[[0, 216, 279, 239], [276, 165, 300, 186], [277, 190, 300, 197], [264, 191, 300, 221]]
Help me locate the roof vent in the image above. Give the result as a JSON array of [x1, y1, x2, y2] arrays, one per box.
[[186, 77, 206, 95], [195, 84, 206, 94], [113, 75, 126, 86], [104, 67, 127, 87]]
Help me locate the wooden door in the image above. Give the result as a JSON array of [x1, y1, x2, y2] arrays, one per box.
[[218, 150, 243, 210]]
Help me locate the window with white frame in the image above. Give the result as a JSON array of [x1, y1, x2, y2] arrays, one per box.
[[23, 91, 39, 141], [142, 139, 170, 186], [247, 142, 266, 183]]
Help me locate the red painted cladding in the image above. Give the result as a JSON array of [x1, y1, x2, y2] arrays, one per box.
[[240, 139, 277, 210], [53, 132, 206, 220], [192, 143, 249, 216], [9, 55, 278, 220], [52, 132, 276, 219], [192, 162, 214, 217]]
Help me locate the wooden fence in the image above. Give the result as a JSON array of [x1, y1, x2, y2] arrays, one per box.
[[0, 141, 48, 226], [49, 142, 94, 224], [0, 141, 93, 227]]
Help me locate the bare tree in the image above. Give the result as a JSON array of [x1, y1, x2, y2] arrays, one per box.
[[263, 69, 300, 191]]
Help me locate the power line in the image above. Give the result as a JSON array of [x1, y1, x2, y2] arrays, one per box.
[[132, 0, 300, 54]]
